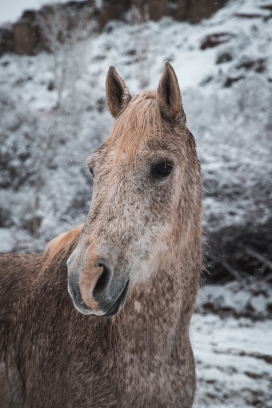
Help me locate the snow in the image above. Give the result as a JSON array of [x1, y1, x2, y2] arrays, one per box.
[[192, 280, 272, 406], [192, 314, 272, 407], [0, 0, 272, 405], [0, 0, 271, 247], [197, 281, 272, 319], [0, 228, 16, 252]]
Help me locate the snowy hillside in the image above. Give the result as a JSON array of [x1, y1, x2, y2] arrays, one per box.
[[0, 0, 271, 260], [0, 0, 272, 406], [0, 0, 271, 252]]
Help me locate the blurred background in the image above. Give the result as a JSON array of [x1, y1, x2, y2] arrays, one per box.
[[0, 0, 271, 406]]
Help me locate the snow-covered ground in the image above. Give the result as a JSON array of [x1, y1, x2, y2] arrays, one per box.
[[0, 0, 272, 406], [194, 281, 272, 406], [193, 312, 272, 407]]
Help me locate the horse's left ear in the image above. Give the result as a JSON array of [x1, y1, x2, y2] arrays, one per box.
[[106, 66, 132, 118], [157, 62, 186, 123]]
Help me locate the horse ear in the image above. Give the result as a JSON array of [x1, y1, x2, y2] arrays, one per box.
[[106, 66, 132, 118], [157, 62, 186, 123]]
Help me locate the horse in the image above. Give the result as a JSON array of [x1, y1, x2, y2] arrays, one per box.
[[0, 62, 202, 407]]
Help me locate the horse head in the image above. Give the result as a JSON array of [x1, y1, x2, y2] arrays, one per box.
[[67, 62, 201, 317]]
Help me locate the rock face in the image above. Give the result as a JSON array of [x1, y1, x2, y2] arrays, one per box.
[[13, 12, 40, 56], [98, 0, 229, 25], [0, 0, 229, 57], [0, 26, 14, 55]]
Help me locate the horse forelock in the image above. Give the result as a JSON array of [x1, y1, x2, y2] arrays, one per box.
[[44, 224, 83, 266], [105, 90, 164, 165]]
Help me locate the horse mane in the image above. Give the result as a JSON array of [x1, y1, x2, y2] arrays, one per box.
[[105, 90, 163, 164], [44, 224, 83, 267]]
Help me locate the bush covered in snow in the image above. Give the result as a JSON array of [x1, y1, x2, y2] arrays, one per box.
[[0, 0, 271, 284]]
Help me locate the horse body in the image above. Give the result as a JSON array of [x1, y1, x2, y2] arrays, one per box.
[[0, 63, 202, 407], [0, 238, 196, 407]]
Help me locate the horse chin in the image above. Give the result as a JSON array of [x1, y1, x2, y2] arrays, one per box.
[[72, 302, 104, 316]]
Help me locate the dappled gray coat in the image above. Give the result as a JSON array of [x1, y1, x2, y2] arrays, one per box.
[[0, 62, 202, 407]]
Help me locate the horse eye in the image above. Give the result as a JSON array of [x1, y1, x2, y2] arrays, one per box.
[[89, 168, 94, 177], [152, 162, 173, 179]]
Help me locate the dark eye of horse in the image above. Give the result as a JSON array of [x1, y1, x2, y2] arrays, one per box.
[[89, 168, 94, 177], [152, 161, 173, 179]]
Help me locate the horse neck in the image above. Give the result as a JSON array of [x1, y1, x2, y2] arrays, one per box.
[[113, 241, 201, 353]]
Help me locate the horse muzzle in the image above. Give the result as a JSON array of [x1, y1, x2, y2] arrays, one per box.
[[67, 258, 130, 317]]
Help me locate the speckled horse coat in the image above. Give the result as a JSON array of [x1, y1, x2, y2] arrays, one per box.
[[0, 62, 202, 408]]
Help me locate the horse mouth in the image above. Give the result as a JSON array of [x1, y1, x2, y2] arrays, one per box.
[[100, 279, 130, 317], [69, 278, 130, 317]]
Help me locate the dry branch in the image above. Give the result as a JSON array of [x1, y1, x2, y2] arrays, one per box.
[[220, 260, 242, 281], [245, 247, 272, 271]]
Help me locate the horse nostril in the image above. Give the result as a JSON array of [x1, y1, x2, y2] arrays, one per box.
[[93, 263, 112, 298]]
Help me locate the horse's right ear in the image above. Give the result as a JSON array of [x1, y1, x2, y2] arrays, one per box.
[[106, 66, 132, 118]]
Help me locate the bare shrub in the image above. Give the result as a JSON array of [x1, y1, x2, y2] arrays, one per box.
[[33, 5, 96, 236]]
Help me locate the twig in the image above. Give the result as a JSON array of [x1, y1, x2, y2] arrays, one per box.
[[207, 251, 244, 281], [245, 247, 272, 271], [264, 272, 272, 283], [220, 260, 242, 281]]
